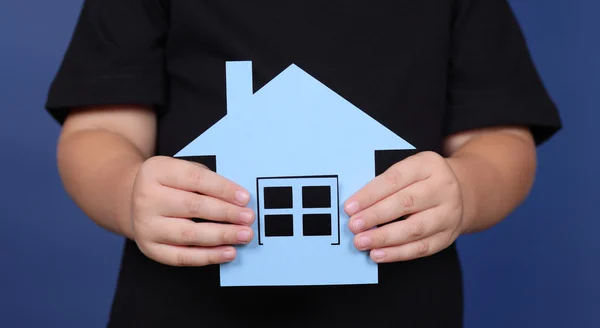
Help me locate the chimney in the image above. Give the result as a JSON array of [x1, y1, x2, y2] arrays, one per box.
[[226, 61, 253, 114]]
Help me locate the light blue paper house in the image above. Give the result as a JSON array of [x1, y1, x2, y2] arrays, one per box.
[[174, 61, 415, 287]]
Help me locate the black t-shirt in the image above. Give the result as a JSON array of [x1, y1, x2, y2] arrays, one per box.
[[45, 0, 562, 327]]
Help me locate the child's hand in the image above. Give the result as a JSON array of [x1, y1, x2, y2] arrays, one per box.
[[130, 156, 255, 267], [344, 151, 464, 263]]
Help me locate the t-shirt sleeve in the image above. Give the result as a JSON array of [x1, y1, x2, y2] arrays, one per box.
[[45, 0, 169, 124], [445, 0, 562, 145]]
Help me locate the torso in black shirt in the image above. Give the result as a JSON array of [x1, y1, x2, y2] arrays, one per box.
[[46, 0, 561, 327]]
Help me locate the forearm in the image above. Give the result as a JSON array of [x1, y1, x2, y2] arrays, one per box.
[[57, 129, 147, 240], [445, 129, 537, 234]]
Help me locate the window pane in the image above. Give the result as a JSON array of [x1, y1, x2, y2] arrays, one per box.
[[302, 214, 332, 236], [265, 214, 294, 237], [263, 186, 293, 209], [302, 185, 331, 208]]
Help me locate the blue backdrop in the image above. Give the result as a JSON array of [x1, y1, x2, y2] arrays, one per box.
[[0, 1, 597, 327]]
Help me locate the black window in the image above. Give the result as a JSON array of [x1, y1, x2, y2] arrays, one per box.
[[264, 214, 294, 237], [303, 214, 332, 236], [302, 186, 331, 208], [263, 186, 293, 209]]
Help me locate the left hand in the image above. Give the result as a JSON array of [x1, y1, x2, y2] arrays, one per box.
[[344, 151, 465, 263]]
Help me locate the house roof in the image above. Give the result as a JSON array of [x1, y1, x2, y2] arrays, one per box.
[[175, 61, 414, 157]]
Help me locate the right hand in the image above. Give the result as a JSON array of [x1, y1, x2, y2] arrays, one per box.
[[130, 156, 255, 267]]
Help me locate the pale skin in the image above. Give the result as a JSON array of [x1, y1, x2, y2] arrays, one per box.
[[57, 105, 536, 266]]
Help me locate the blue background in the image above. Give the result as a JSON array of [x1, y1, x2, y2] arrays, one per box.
[[0, 0, 597, 327]]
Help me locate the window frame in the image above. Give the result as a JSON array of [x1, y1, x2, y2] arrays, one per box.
[[256, 175, 340, 246]]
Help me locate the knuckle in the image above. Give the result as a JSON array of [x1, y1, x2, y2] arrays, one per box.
[[225, 206, 241, 222], [401, 194, 415, 209], [218, 183, 229, 200], [224, 205, 236, 222], [365, 192, 375, 208], [383, 168, 401, 188], [221, 228, 231, 245], [186, 166, 206, 186], [376, 232, 388, 247], [135, 241, 152, 258], [421, 151, 444, 169], [192, 161, 209, 170], [416, 240, 430, 256], [183, 197, 202, 215], [207, 252, 222, 265], [180, 227, 198, 245], [421, 150, 441, 161], [144, 156, 168, 172], [371, 210, 382, 225], [132, 175, 153, 197], [175, 250, 192, 267], [409, 221, 426, 238], [141, 245, 165, 265], [143, 156, 160, 169], [132, 186, 154, 213]]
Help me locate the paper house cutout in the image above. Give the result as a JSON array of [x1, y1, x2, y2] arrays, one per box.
[[174, 61, 415, 286]]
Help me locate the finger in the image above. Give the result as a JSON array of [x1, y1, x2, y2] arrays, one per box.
[[353, 209, 441, 250], [146, 243, 237, 267], [348, 180, 437, 233], [159, 158, 250, 206], [368, 231, 450, 263], [158, 187, 255, 225], [344, 154, 431, 216], [154, 218, 254, 247]]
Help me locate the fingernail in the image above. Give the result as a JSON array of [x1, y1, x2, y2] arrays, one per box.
[[345, 201, 359, 215], [353, 219, 365, 231], [358, 236, 372, 248], [235, 190, 250, 204], [222, 251, 235, 260], [372, 250, 386, 261], [239, 211, 253, 224], [237, 230, 251, 242]]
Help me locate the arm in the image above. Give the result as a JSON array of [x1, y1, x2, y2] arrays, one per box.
[[444, 126, 537, 234], [56, 105, 157, 240]]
